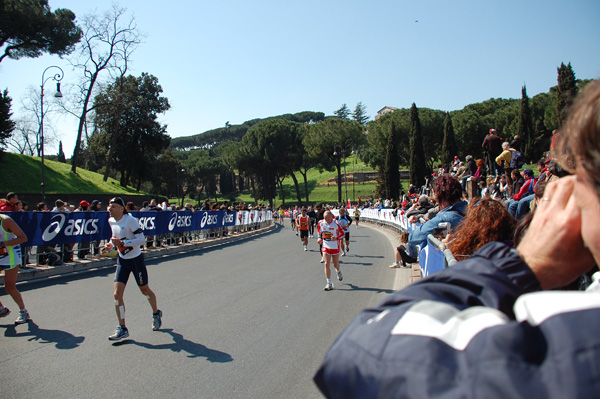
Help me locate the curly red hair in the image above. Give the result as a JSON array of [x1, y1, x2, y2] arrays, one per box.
[[447, 198, 516, 259]]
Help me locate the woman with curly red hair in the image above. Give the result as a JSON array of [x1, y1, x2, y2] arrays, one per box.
[[447, 198, 516, 260]]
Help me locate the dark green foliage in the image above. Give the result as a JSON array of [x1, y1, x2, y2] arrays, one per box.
[[441, 112, 459, 168], [334, 104, 350, 120], [364, 111, 410, 176], [304, 118, 366, 203], [0, 89, 16, 158], [92, 73, 171, 190], [0, 0, 82, 63], [557, 62, 577, 128], [409, 103, 427, 187], [451, 98, 519, 158], [519, 86, 535, 161], [219, 171, 235, 195], [169, 111, 325, 151], [235, 119, 301, 206], [384, 120, 400, 200]]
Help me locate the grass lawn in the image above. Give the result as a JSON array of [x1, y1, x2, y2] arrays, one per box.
[[3, 152, 406, 207], [0, 152, 149, 195]]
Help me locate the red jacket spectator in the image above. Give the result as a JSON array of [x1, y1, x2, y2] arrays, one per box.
[[513, 171, 537, 201], [0, 192, 18, 212]]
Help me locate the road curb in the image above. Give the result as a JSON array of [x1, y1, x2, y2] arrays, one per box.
[[358, 222, 421, 291], [1, 225, 277, 286]]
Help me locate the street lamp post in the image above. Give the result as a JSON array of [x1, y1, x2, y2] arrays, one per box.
[[352, 149, 356, 202], [333, 139, 354, 205], [40, 66, 64, 202], [180, 167, 186, 207]]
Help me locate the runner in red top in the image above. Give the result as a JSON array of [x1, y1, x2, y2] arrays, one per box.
[[297, 207, 310, 251], [317, 211, 345, 291]]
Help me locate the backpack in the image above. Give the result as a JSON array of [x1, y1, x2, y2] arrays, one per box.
[[510, 149, 525, 169]]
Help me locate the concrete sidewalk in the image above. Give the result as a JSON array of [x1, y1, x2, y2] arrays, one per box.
[[1, 225, 277, 286]]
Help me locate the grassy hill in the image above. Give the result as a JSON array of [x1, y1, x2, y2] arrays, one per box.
[[1, 152, 386, 206], [0, 153, 147, 195]]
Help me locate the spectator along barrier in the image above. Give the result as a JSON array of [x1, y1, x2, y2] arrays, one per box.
[[355, 207, 456, 277]]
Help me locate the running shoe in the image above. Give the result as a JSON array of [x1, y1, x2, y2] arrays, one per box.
[[303, 246, 307, 251], [346, 245, 349, 252], [320, 258, 324, 263], [0, 307, 10, 318], [15, 309, 29, 325], [108, 325, 129, 341], [337, 270, 343, 281], [324, 282, 334, 291], [389, 262, 401, 268], [341, 251, 345, 256], [152, 309, 163, 331]]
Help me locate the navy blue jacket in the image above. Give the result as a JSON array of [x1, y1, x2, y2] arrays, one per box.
[[314, 242, 600, 398]]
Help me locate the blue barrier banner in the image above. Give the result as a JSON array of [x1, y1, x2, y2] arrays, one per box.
[[423, 236, 446, 277], [8, 211, 110, 246], [3, 210, 239, 246]]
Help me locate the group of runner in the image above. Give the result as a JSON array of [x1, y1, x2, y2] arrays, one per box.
[[2, 200, 360, 337], [279, 204, 361, 291]]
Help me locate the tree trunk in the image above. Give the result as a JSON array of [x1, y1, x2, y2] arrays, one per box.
[[71, 72, 98, 173], [277, 178, 285, 205], [103, 123, 121, 181], [290, 172, 302, 205], [336, 157, 342, 203], [299, 169, 310, 203]]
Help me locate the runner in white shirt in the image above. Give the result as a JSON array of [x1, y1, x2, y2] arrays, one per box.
[[317, 211, 345, 291], [335, 207, 352, 256], [105, 197, 162, 341]]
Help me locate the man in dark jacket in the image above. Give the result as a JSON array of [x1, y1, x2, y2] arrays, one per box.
[[461, 155, 477, 191], [482, 129, 503, 175]]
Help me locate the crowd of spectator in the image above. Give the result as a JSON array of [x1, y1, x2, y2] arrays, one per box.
[[0, 193, 274, 267], [316, 79, 600, 399]]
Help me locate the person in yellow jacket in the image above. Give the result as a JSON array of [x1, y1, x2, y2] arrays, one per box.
[[496, 142, 517, 185]]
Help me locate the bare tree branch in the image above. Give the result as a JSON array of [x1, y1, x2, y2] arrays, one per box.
[[68, 4, 144, 173]]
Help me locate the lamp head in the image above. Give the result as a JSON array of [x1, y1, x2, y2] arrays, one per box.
[[54, 83, 63, 98]]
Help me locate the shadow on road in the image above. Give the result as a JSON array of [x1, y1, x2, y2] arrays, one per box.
[[112, 328, 233, 363], [341, 283, 395, 294], [2, 320, 85, 349], [350, 254, 385, 259]]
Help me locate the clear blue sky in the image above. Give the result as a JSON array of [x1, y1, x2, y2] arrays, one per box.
[[1, 0, 599, 155]]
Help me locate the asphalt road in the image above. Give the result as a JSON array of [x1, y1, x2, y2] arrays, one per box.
[[0, 222, 408, 399]]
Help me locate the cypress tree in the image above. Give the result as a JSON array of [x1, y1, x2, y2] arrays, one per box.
[[384, 120, 400, 200], [557, 62, 577, 128], [57, 141, 66, 163], [518, 86, 535, 161], [441, 112, 458, 168], [409, 103, 427, 187], [0, 89, 15, 160]]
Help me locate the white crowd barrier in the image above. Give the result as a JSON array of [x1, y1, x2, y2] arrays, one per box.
[[340, 207, 453, 277]]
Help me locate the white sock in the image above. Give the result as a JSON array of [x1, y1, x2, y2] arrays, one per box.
[[327, 279, 332, 284]]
